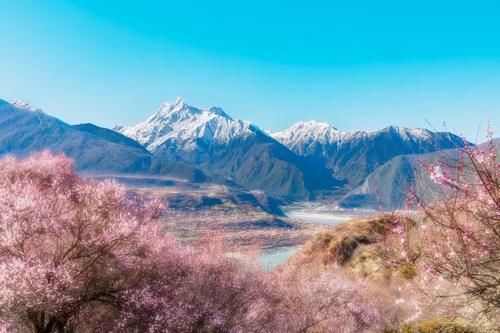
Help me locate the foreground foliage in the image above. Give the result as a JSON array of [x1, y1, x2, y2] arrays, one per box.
[[0, 152, 400, 333], [386, 137, 499, 330], [285, 137, 499, 332], [1, 136, 497, 332]]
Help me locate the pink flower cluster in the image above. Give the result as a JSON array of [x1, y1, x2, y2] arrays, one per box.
[[388, 136, 499, 322], [0, 152, 402, 332]]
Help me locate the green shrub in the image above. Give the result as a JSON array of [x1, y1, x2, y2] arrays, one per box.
[[398, 263, 417, 280]]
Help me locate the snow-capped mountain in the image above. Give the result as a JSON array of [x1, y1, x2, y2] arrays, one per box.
[[272, 121, 466, 187], [0, 99, 206, 182], [272, 121, 340, 151], [118, 99, 342, 198], [273, 121, 443, 152], [9, 99, 43, 113], [118, 98, 260, 154], [0, 96, 471, 202]]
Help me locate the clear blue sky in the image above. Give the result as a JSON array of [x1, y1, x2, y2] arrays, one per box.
[[1, 0, 499, 141]]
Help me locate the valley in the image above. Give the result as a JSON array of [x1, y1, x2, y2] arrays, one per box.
[[0, 97, 476, 268], [3, 4, 499, 330], [0, 98, 469, 210], [0, 98, 497, 332], [121, 178, 327, 255], [102, 174, 377, 269]]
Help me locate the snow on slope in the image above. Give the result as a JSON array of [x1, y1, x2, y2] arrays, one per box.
[[9, 100, 43, 113], [271, 120, 464, 187], [0, 98, 210, 182], [117, 98, 260, 152], [272, 120, 434, 151], [272, 121, 340, 146]]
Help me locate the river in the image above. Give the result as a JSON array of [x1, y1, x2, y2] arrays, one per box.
[[259, 204, 375, 269]]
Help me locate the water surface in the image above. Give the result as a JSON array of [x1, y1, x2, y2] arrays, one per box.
[[283, 204, 373, 225], [259, 247, 299, 271]]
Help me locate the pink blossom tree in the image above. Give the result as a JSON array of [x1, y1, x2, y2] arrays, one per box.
[[0, 151, 167, 332], [0, 152, 401, 332], [0, 152, 282, 333], [274, 263, 399, 333], [0, 153, 278, 332], [387, 136, 499, 325]]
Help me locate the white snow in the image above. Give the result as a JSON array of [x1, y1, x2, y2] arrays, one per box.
[[272, 122, 434, 152], [382, 126, 432, 140], [9, 100, 43, 113], [117, 98, 260, 152], [118, 98, 437, 156], [272, 120, 340, 145]]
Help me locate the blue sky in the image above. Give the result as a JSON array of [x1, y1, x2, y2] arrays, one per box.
[[1, 0, 499, 141]]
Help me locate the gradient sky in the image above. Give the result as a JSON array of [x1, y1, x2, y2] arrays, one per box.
[[1, 0, 499, 141]]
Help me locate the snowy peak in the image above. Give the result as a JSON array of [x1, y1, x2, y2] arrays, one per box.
[[9, 99, 43, 113], [118, 99, 259, 152], [149, 97, 200, 123], [208, 106, 233, 120], [148, 98, 232, 123], [283, 120, 338, 134], [272, 120, 465, 187], [272, 120, 339, 146], [160, 97, 188, 113], [273, 121, 441, 149], [378, 126, 432, 140]]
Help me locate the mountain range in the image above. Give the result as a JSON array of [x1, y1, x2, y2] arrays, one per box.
[[339, 138, 500, 209], [0, 97, 469, 207], [116, 98, 342, 198], [272, 120, 465, 187], [0, 99, 206, 182]]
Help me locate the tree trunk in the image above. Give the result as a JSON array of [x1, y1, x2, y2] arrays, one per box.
[[28, 311, 66, 333]]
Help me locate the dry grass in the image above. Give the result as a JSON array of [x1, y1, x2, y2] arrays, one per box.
[[287, 215, 421, 282], [400, 319, 480, 333]]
